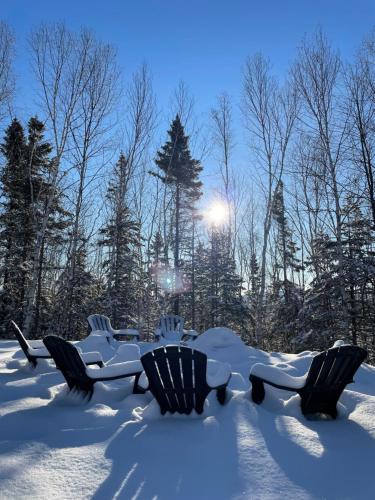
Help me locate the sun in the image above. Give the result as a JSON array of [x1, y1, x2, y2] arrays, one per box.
[[204, 200, 230, 227]]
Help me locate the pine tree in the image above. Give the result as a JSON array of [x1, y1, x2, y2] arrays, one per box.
[[0, 117, 69, 335], [99, 154, 142, 328], [341, 197, 375, 347], [153, 115, 203, 315], [268, 180, 303, 350], [0, 119, 27, 328]]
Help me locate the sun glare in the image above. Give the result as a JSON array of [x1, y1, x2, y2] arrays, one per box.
[[204, 200, 230, 227]]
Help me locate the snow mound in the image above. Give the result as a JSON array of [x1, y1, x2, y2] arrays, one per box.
[[193, 327, 244, 350], [1, 338, 374, 499], [76, 333, 116, 362], [107, 343, 140, 364]]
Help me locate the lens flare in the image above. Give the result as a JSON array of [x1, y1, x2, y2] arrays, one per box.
[[150, 263, 191, 294], [204, 200, 229, 226]]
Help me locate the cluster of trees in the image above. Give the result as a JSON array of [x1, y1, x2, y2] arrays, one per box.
[[0, 22, 375, 363]]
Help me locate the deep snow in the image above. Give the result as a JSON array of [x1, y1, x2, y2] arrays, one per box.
[[0, 328, 374, 500]]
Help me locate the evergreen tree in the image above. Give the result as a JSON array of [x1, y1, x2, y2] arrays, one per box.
[[0, 117, 69, 335], [99, 154, 142, 328], [0, 119, 27, 327], [153, 115, 203, 315]]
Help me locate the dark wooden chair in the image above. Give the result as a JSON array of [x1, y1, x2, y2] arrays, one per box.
[[250, 345, 367, 419], [139, 345, 231, 415], [10, 320, 51, 367], [10, 320, 104, 369], [43, 335, 143, 399]]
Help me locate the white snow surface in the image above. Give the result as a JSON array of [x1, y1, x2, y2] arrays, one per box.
[[1, 328, 374, 499], [86, 360, 143, 379]]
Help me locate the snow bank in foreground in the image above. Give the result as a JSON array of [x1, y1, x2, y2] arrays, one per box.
[[0, 338, 374, 500]]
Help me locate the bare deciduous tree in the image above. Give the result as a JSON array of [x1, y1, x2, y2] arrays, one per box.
[[242, 53, 297, 342], [0, 22, 14, 120]]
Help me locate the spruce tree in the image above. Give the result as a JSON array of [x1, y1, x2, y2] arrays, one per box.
[[153, 115, 203, 315], [99, 154, 142, 328], [0, 117, 68, 335]]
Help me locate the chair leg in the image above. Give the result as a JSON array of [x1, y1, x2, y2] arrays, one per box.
[[132, 372, 146, 394], [250, 375, 265, 404], [216, 386, 227, 405], [30, 358, 38, 368]]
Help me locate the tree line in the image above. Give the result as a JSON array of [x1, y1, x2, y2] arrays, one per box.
[[0, 22, 375, 363]]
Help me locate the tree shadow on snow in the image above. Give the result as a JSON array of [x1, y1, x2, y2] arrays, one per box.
[[255, 399, 375, 499], [93, 395, 243, 500]]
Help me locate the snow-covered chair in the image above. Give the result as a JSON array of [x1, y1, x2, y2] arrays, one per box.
[[154, 314, 197, 341], [43, 335, 143, 399], [250, 345, 367, 419], [138, 345, 231, 415], [10, 321, 103, 368], [88, 314, 140, 343]]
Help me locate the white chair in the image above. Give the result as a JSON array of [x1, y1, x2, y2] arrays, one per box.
[[88, 314, 140, 344], [154, 315, 185, 341]]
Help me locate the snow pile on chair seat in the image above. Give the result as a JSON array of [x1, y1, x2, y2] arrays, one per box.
[[76, 332, 116, 361], [86, 360, 142, 379], [250, 362, 307, 389], [80, 351, 102, 364], [107, 344, 140, 364], [206, 359, 231, 387]]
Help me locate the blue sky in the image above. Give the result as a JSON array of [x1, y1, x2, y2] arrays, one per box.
[[4, 0, 375, 115], [2, 0, 375, 191]]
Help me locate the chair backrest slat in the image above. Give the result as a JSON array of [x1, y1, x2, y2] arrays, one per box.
[[88, 314, 111, 333], [43, 336, 92, 391], [301, 345, 367, 417], [10, 321, 32, 361], [180, 348, 194, 409], [142, 350, 171, 412], [158, 315, 184, 340], [167, 346, 187, 412], [141, 346, 210, 415], [192, 349, 208, 414], [307, 346, 367, 389]]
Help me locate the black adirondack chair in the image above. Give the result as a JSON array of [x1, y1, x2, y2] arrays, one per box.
[[43, 335, 143, 399], [139, 345, 231, 415], [250, 345, 367, 419], [10, 320, 51, 367], [11, 320, 104, 369]]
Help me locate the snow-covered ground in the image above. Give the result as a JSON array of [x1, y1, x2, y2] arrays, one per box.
[[0, 328, 374, 500]]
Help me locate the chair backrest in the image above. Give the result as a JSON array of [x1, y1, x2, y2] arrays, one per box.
[[301, 345, 367, 416], [43, 335, 92, 392], [88, 314, 112, 333], [141, 345, 210, 415], [158, 315, 184, 340], [10, 320, 32, 362]]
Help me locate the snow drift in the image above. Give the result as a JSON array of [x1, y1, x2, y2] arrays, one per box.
[[0, 328, 374, 499]]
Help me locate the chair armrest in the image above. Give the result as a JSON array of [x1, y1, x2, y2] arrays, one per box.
[[28, 346, 51, 357], [183, 329, 199, 339], [29, 340, 44, 348], [154, 328, 161, 340], [137, 371, 149, 390], [86, 360, 143, 379], [250, 363, 307, 390], [206, 359, 231, 388]]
